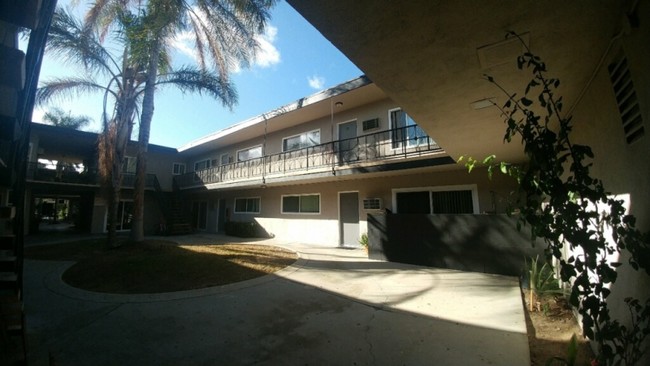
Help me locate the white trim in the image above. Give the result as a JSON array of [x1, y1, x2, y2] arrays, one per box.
[[233, 196, 261, 214], [172, 162, 186, 175], [282, 128, 321, 152], [336, 119, 358, 140], [236, 144, 263, 162], [391, 184, 479, 214], [281, 193, 321, 215]]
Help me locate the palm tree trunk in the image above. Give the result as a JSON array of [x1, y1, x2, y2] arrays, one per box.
[[130, 39, 160, 242]]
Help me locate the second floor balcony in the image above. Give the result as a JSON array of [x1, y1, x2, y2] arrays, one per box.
[[25, 162, 160, 190], [175, 125, 446, 190]]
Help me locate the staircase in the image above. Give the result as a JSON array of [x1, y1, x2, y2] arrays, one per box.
[[0, 208, 26, 363], [167, 198, 192, 235], [151, 176, 192, 236]]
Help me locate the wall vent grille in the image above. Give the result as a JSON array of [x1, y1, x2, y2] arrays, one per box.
[[362, 198, 382, 210], [362, 118, 379, 131], [608, 54, 645, 144]]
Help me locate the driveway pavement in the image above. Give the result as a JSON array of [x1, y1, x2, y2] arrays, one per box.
[[24, 234, 530, 365]]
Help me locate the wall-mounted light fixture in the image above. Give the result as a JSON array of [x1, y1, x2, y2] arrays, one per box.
[[470, 98, 496, 110]]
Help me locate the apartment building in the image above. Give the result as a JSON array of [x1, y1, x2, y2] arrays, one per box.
[[22, 76, 516, 245], [174, 76, 517, 246], [25, 123, 179, 235]]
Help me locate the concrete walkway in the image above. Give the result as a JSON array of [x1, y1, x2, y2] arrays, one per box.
[[24, 234, 530, 365]]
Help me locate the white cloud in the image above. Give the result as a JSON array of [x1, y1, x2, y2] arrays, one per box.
[[308, 75, 325, 90], [169, 22, 281, 73], [253, 25, 280, 68]]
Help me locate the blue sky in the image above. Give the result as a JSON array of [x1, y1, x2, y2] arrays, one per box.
[[33, 1, 362, 148]]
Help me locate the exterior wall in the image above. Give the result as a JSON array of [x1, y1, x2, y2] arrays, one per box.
[[569, 4, 649, 358], [185, 98, 404, 169], [189, 165, 517, 246]]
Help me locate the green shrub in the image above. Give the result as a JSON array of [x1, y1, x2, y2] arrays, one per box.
[[224, 221, 270, 238], [358, 232, 369, 248]]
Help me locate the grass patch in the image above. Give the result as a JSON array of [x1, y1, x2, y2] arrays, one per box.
[[26, 239, 297, 294]]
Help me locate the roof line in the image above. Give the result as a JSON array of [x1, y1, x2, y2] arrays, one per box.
[[178, 75, 371, 152]]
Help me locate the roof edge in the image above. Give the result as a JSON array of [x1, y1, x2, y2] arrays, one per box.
[[178, 75, 371, 152]]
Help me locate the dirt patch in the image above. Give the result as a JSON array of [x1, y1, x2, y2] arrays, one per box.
[[524, 290, 595, 365], [26, 239, 298, 293]]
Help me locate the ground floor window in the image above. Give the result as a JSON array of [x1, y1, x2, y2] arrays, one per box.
[[106, 200, 133, 231], [394, 185, 478, 214], [234, 197, 261, 214], [282, 194, 320, 214]]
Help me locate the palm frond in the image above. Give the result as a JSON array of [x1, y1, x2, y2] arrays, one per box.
[[37, 77, 116, 105], [48, 7, 121, 78], [155, 66, 238, 110]]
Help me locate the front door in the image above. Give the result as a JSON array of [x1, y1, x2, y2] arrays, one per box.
[[192, 201, 208, 230], [339, 192, 360, 247], [338, 120, 357, 163], [217, 198, 226, 232]]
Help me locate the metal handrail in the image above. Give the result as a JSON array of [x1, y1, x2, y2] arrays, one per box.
[[175, 125, 442, 188], [26, 162, 158, 189]]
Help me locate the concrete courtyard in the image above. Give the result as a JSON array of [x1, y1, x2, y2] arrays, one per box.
[[24, 234, 530, 365]]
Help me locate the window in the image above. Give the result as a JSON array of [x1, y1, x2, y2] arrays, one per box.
[[282, 130, 320, 151], [389, 108, 431, 149], [393, 186, 478, 214], [220, 153, 230, 166], [172, 163, 185, 175], [282, 194, 320, 214], [123, 156, 136, 174], [194, 159, 211, 171], [237, 145, 263, 162], [234, 197, 260, 214]]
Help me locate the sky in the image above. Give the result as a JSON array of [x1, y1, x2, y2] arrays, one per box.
[[32, 0, 363, 148]]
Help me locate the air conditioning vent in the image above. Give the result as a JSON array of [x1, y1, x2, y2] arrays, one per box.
[[608, 53, 645, 144], [362, 198, 382, 210], [362, 118, 379, 131]]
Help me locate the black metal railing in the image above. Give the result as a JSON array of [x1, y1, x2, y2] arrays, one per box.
[[26, 162, 158, 189], [175, 125, 443, 189]]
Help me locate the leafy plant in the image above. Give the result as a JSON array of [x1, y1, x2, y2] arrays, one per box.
[[358, 232, 369, 249], [527, 255, 563, 312], [545, 334, 579, 366], [461, 32, 650, 365]]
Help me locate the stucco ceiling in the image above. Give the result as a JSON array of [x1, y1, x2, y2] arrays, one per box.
[[287, 0, 627, 163]]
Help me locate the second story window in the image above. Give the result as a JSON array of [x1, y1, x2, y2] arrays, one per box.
[[172, 163, 185, 175], [389, 108, 431, 149], [282, 130, 320, 151], [123, 156, 137, 174], [237, 145, 262, 162], [194, 159, 211, 171], [220, 153, 230, 166]]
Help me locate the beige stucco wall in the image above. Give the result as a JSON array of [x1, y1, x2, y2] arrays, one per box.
[[190, 165, 517, 245], [569, 2, 649, 352], [185, 98, 404, 169]]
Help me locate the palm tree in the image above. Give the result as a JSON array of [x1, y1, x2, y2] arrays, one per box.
[[38, 7, 238, 246], [42, 107, 93, 130], [84, 0, 276, 242]]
